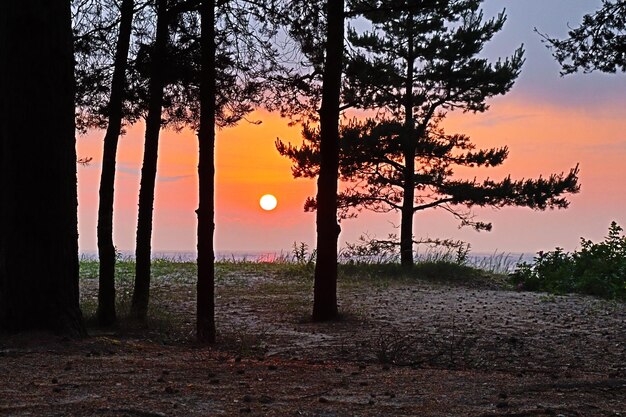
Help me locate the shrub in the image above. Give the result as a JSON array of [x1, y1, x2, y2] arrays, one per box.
[[511, 222, 626, 299]]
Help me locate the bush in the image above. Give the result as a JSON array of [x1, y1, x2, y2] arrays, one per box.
[[511, 222, 626, 300]]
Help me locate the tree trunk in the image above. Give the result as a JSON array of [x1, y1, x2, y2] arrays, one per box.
[[400, 18, 416, 270], [312, 0, 344, 322], [0, 0, 86, 336], [400, 157, 415, 268], [96, 0, 135, 327], [196, 0, 217, 343], [131, 0, 169, 319]]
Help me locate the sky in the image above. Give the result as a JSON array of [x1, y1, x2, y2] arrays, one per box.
[[76, 0, 626, 257]]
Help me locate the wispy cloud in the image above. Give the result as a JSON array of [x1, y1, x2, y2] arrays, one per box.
[[115, 164, 193, 182], [116, 164, 140, 176], [467, 113, 533, 128], [157, 174, 192, 183]]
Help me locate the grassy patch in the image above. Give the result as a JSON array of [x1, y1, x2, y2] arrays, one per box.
[[79, 255, 507, 297], [337, 261, 507, 289]]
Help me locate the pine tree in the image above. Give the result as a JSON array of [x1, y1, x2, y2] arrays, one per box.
[[197, 0, 217, 343], [311, 0, 345, 321], [96, 0, 136, 327], [131, 0, 170, 319], [0, 0, 86, 336], [129, 0, 283, 326], [278, 0, 580, 268], [539, 0, 626, 74]]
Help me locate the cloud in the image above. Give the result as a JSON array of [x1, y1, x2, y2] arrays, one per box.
[[467, 113, 534, 128], [116, 164, 140, 176], [113, 164, 192, 182], [157, 174, 192, 183]]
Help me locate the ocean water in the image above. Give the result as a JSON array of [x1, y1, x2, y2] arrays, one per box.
[[80, 250, 289, 263], [80, 249, 535, 271]]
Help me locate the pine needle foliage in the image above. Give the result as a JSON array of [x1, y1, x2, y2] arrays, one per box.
[[278, 0, 580, 266], [539, 0, 626, 74]]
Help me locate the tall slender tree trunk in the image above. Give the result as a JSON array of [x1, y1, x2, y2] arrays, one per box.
[[400, 155, 415, 268], [312, 0, 344, 322], [96, 0, 135, 327], [400, 22, 415, 269], [400, 23, 415, 270], [196, 0, 217, 343], [0, 0, 85, 336], [131, 0, 169, 319]]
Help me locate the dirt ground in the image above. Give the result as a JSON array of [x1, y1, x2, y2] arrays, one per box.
[[1, 268, 624, 416]]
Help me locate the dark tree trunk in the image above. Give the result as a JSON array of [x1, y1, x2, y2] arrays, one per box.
[[400, 20, 415, 270], [196, 0, 217, 343], [131, 0, 169, 319], [400, 154, 415, 268], [312, 0, 344, 322], [96, 0, 135, 327], [0, 0, 86, 336]]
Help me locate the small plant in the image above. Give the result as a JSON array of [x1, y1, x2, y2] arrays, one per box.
[[79, 257, 100, 280], [336, 235, 509, 287], [376, 330, 421, 365], [339, 233, 399, 264], [539, 294, 558, 303], [511, 222, 626, 300], [339, 234, 470, 265], [413, 238, 470, 264], [291, 242, 316, 266], [468, 251, 523, 274], [512, 248, 574, 293]]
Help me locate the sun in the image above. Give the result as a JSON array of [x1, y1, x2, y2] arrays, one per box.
[[259, 194, 278, 211]]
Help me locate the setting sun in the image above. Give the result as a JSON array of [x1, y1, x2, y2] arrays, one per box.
[[259, 194, 278, 211]]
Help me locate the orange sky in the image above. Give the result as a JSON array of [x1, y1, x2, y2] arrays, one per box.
[[76, 0, 626, 257], [77, 95, 626, 256], [77, 110, 317, 255]]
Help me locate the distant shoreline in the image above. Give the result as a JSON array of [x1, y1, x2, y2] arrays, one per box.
[[79, 250, 535, 269], [79, 250, 288, 262]]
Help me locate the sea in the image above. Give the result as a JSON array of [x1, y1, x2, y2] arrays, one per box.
[[80, 249, 536, 272]]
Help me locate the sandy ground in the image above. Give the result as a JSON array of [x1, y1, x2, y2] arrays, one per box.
[[0, 269, 624, 416]]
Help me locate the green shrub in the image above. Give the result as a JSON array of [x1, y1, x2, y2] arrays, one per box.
[[511, 222, 626, 299]]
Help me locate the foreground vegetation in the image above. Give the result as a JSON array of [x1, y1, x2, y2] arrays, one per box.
[[78, 223, 626, 326], [512, 222, 626, 300]]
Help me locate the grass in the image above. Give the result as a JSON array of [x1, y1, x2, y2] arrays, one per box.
[[78, 234, 624, 330], [79, 253, 502, 329], [79, 252, 508, 299], [76, 224, 626, 335], [76, 244, 623, 348], [337, 261, 509, 290], [467, 251, 525, 274], [78, 256, 317, 337], [79, 251, 514, 286]]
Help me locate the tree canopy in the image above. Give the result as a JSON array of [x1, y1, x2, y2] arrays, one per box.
[[278, 0, 580, 267], [539, 0, 626, 74], [73, 0, 281, 132]]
